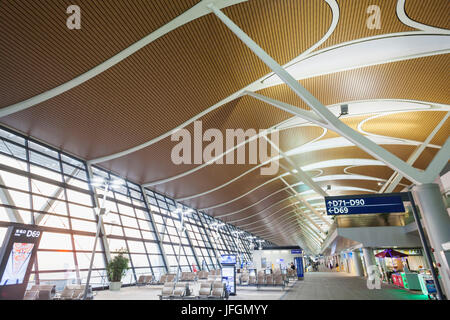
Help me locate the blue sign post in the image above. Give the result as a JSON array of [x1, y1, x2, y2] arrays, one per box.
[[324, 194, 405, 215], [294, 257, 303, 280]]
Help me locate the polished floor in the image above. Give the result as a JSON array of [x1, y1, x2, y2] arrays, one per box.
[[95, 271, 427, 300], [281, 272, 428, 300]]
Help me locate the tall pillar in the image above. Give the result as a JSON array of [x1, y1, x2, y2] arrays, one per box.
[[362, 248, 377, 274], [352, 249, 364, 277], [413, 183, 450, 297]]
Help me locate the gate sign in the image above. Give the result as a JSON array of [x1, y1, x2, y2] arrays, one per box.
[[324, 195, 405, 215]]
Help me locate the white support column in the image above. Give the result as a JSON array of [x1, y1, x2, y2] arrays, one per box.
[[352, 249, 364, 277], [362, 247, 377, 273], [413, 183, 450, 297]]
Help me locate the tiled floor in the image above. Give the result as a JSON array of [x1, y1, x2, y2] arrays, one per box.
[[282, 272, 428, 300], [95, 281, 295, 300], [94, 272, 428, 300]]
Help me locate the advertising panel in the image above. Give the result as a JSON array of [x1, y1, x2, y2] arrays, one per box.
[[0, 224, 43, 300]]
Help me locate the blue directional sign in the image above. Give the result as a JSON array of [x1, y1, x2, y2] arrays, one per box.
[[324, 194, 405, 215]]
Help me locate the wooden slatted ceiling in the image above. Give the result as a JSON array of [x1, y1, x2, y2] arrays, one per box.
[[317, 0, 413, 50], [230, 198, 299, 227], [98, 95, 292, 184], [319, 115, 374, 140], [0, 0, 200, 107], [0, 0, 331, 160], [405, 0, 450, 30], [206, 180, 309, 219], [194, 176, 288, 214], [218, 190, 294, 224], [362, 111, 449, 144], [278, 126, 326, 152], [257, 55, 450, 112], [345, 166, 395, 180], [431, 117, 450, 146], [0, 0, 448, 245]]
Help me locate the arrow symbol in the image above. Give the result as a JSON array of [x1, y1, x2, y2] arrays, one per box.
[[327, 201, 332, 206]]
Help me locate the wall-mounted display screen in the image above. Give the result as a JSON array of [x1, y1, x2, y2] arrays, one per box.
[[221, 254, 236, 265], [1, 243, 35, 286], [0, 224, 43, 299], [221, 265, 236, 295]]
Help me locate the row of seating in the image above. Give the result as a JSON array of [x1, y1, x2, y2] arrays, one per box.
[[23, 284, 56, 300], [24, 284, 93, 300], [158, 281, 227, 300], [137, 270, 223, 286], [237, 270, 288, 289]]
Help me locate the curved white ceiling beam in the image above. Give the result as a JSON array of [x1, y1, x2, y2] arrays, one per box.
[[226, 195, 297, 224], [248, 207, 324, 243], [210, 4, 450, 186], [301, 158, 385, 171], [90, 31, 449, 165], [0, 0, 248, 120], [199, 173, 290, 211], [177, 101, 438, 199], [154, 100, 443, 194], [262, 33, 450, 86], [234, 201, 302, 228], [343, 166, 408, 188], [87, 0, 338, 165], [285, 135, 441, 158], [176, 124, 326, 201], [145, 117, 305, 188], [300, 186, 378, 196], [396, 0, 450, 34], [90, 30, 449, 165], [357, 111, 448, 147], [212, 173, 386, 218], [245, 210, 298, 232], [275, 99, 449, 131]]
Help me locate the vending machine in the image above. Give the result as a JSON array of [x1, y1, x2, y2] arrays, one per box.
[[0, 224, 43, 299], [221, 254, 236, 296]]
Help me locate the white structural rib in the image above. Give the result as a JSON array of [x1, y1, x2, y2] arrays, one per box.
[[396, 0, 450, 34], [143, 117, 287, 187], [176, 100, 445, 202], [149, 101, 446, 195], [235, 200, 302, 228], [87, 0, 338, 165], [264, 136, 328, 198], [381, 112, 450, 193], [279, 175, 331, 227], [245, 210, 297, 232], [201, 172, 289, 212], [208, 4, 450, 186], [0, 0, 247, 120]]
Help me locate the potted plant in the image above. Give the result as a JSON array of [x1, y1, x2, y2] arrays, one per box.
[[106, 249, 129, 291]]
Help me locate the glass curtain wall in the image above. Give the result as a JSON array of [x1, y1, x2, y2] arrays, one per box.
[[0, 125, 273, 288]]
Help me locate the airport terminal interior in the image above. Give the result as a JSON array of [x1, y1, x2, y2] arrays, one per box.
[[0, 0, 449, 303]]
